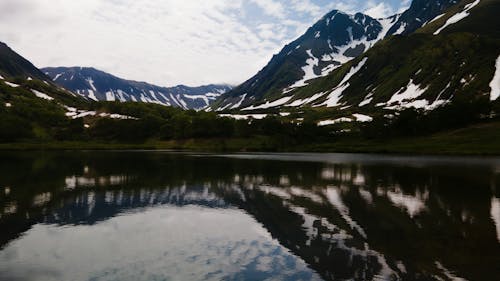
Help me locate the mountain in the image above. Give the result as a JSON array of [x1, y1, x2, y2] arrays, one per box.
[[256, 0, 499, 118], [212, 0, 478, 111], [43, 67, 232, 110], [0, 41, 178, 143], [386, 0, 460, 35], [0, 42, 50, 81], [0, 40, 80, 105], [0, 41, 91, 142]]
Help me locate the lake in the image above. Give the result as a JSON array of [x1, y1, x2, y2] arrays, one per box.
[[0, 151, 499, 281]]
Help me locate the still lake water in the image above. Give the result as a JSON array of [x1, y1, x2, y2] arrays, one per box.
[[0, 151, 499, 281]]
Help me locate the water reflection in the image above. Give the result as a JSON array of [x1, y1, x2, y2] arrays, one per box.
[[492, 197, 500, 242], [1, 206, 321, 281], [0, 151, 499, 281]]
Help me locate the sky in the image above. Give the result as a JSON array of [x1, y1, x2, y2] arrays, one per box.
[[0, 0, 411, 87]]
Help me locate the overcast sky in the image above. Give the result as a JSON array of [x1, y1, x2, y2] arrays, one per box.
[[0, 0, 411, 87]]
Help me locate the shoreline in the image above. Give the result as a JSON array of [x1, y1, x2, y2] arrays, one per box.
[[1, 138, 499, 156]]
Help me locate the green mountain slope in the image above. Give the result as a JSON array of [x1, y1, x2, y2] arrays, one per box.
[[0, 43, 325, 147], [419, 0, 500, 38], [0, 76, 87, 141], [213, 0, 474, 111], [0, 42, 162, 143], [289, 32, 499, 111], [227, 0, 500, 121], [0, 42, 49, 81]]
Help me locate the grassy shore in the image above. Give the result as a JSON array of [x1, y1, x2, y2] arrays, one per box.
[[1, 121, 500, 155]]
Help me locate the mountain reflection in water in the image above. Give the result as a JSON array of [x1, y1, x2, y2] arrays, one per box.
[[0, 151, 499, 281]]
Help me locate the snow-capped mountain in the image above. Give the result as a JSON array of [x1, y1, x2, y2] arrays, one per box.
[[212, 0, 467, 111], [214, 0, 500, 121], [43, 67, 232, 110]]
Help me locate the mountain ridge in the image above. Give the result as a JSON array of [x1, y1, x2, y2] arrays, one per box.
[[43, 66, 232, 110], [0, 0, 500, 153], [212, 0, 483, 111], [211, 9, 397, 111], [0, 42, 51, 81]]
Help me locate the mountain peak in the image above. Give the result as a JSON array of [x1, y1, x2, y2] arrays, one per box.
[[212, 0, 475, 111], [212, 8, 392, 111], [0, 41, 50, 81]]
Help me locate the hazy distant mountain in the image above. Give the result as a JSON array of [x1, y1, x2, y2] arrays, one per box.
[[43, 67, 232, 110]]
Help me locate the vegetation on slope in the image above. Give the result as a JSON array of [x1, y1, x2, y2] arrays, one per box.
[[1, 0, 500, 154], [2, 75, 500, 155]]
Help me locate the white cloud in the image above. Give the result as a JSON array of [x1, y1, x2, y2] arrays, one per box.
[[398, 0, 412, 13], [0, 0, 404, 87], [0, 0, 277, 86], [290, 0, 323, 17], [364, 2, 395, 18], [250, 0, 286, 19]]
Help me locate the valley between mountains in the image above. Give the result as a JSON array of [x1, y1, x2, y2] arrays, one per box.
[[0, 0, 499, 153]]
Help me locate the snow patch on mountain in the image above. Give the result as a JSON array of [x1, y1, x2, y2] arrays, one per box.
[[231, 94, 247, 109], [283, 15, 397, 94], [341, 58, 368, 86], [386, 79, 428, 105], [4, 81, 19, 88], [117, 90, 129, 102], [178, 96, 188, 109], [353, 114, 373, 122], [31, 89, 54, 101], [318, 118, 353, 126], [288, 50, 320, 89], [66, 109, 136, 120], [98, 113, 137, 120], [377, 16, 400, 40], [44, 67, 231, 110], [184, 94, 210, 106], [320, 58, 368, 107], [87, 90, 98, 101], [434, 0, 481, 35], [393, 23, 407, 35], [243, 96, 293, 111], [429, 13, 446, 24], [105, 91, 116, 101], [86, 78, 97, 92], [321, 84, 350, 108], [53, 73, 63, 81], [287, 92, 327, 107], [359, 93, 374, 107], [380, 80, 450, 111], [219, 114, 268, 120]]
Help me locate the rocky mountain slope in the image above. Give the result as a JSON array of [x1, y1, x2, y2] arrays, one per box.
[[0, 42, 50, 81], [43, 67, 231, 110], [272, 0, 500, 119], [212, 10, 397, 111], [0, 42, 160, 142], [0, 47, 84, 142], [212, 0, 495, 113], [386, 0, 460, 35]]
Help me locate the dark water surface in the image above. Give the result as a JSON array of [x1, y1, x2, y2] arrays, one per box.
[[0, 151, 499, 281]]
